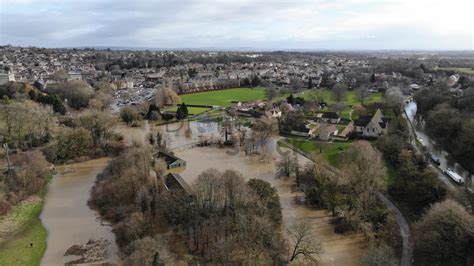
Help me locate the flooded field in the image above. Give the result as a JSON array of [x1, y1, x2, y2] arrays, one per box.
[[176, 146, 364, 265], [39, 120, 363, 265], [40, 158, 120, 265]]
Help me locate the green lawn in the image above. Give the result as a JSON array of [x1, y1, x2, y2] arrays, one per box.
[[386, 161, 397, 187], [180, 87, 267, 107], [164, 106, 210, 115], [438, 67, 474, 74], [295, 88, 383, 120], [282, 138, 353, 166], [0, 199, 47, 266], [297, 88, 383, 107]]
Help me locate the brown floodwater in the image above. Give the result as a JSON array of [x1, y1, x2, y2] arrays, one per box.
[[176, 146, 364, 265], [40, 120, 363, 265], [40, 158, 120, 265]]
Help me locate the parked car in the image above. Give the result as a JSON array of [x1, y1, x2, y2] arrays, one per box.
[[443, 168, 464, 184], [430, 154, 441, 165]]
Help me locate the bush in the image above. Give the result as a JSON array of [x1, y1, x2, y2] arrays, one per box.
[[45, 80, 94, 109], [0, 198, 12, 216], [120, 107, 140, 124], [55, 127, 94, 161], [361, 242, 398, 266]]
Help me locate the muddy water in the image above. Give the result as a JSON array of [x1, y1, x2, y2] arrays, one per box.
[[112, 122, 364, 265], [40, 158, 120, 265], [113, 120, 150, 146], [176, 146, 364, 265]]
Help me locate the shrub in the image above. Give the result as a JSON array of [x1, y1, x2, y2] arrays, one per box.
[[55, 127, 94, 161]]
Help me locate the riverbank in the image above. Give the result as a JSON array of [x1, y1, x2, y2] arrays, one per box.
[[0, 194, 47, 266]]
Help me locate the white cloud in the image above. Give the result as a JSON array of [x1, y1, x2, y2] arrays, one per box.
[[0, 0, 472, 49]]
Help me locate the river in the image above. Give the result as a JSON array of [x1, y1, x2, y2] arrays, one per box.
[[40, 158, 120, 265], [404, 101, 472, 189]]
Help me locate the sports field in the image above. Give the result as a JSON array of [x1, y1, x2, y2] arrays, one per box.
[[180, 87, 266, 107]]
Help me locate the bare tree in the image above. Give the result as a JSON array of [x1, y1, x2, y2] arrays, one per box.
[[414, 199, 474, 265], [332, 83, 348, 102], [356, 86, 370, 105], [341, 141, 387, 225], [276, 152, 296, 177], [287, 222, 322, 263], [385, 87, 404, 116]]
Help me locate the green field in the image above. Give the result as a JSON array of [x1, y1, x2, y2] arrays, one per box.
[[282, 138, 353, 166], [180, 87, 267, 107], [0, 198, 47, 266], [295, 88, 383, 120], [439, 67, 474, 74], [164, 106, 210, 115], [297, 88, 383, 106]]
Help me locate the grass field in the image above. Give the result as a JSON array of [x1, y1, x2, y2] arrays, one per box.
[[283, 138, 353, 166], [295, 88, 383, 119], [0, 198, 47, 266], [164, 106, 210, 115], [180, 87, 266, 107], [297, 88, 383, 106], [439, 67, 474, 74]]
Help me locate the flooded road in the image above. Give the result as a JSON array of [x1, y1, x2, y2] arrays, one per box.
[[176, 145, 364, 265], [405, 101, 472, 188], [40, 158, 120, 265]]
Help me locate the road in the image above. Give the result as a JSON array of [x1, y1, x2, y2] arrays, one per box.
[[377, 193, 414, 266], [403, 103, 458, 191]]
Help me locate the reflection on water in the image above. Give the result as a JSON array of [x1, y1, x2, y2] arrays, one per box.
[[40, 158, 120, 265]]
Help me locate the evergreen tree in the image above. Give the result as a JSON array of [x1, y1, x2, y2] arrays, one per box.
[[287, 94, 295, 105], [181, 102, 188, 117]]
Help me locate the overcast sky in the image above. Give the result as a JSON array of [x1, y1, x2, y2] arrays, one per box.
[[1, 0, 473, 50]]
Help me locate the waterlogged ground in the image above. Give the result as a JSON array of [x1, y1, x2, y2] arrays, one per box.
[[40, 158, 120, 265], [176, 146, 364, 265]]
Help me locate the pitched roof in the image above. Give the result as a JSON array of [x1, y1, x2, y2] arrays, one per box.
[[321, 112, 339, 119], [165, 173, 192, 194], [354, 116, 371, 127]]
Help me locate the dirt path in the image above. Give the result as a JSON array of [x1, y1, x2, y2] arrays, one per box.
[[376, 193, 414, 266]]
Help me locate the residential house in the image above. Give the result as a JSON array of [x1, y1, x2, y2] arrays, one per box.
[[318, 124, 338, 141], [265, 108, 282, 118], [309, 123, 338, 141], [353, 109, 389, 138], [290, 124, 310, 137], [320, 112, 340, 124]]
